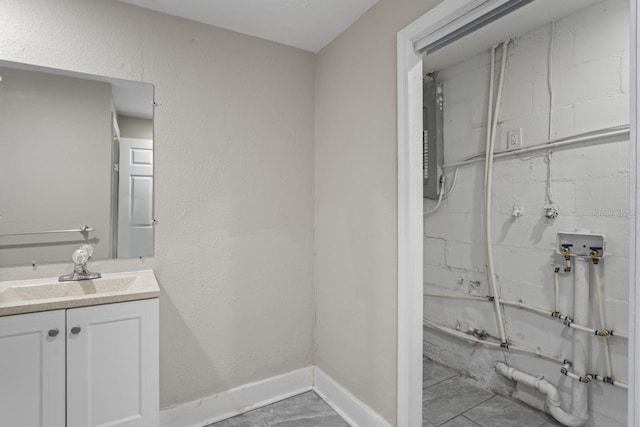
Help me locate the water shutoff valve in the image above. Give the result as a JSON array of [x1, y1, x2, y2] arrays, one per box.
[[556, 232, 606, 260]]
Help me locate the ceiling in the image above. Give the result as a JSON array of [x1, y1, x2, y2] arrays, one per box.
[[423, 0, 602, 73], [119, 0, 380, 53]]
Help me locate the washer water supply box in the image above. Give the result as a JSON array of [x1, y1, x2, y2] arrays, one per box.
[[556, 231, 606, 259]]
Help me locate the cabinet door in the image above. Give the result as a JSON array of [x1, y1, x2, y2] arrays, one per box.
[[67, 299, 159, 427], [0, 310, 65, 427]]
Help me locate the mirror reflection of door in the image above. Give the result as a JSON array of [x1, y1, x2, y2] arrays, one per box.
[[117, 138, 153, 258]]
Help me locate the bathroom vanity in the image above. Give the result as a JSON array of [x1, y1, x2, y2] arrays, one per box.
[[0, 58, 159, 426], [0, 271, 159, 427]]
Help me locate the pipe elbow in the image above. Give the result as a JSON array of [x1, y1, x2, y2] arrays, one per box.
[[495, 363, 589, 427], [548, 405, 588, 427], [496, 362, 512, 378], [537, 379, 561, 407]]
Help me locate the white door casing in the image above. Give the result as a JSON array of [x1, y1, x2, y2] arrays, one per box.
[[0, 310, 66, 427], [117, 138, 154, 258]]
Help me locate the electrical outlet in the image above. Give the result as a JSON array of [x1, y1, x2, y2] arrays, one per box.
[[507, 128, 522, 150]]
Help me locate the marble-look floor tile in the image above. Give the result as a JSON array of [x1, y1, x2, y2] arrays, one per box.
[[463, 395, 549, 427], [208, 391, 348, 427], [423, 358, 456, 388], [440, 415, 480, 426], [539, 420, 563, 427], [423, 377, 494, 425]]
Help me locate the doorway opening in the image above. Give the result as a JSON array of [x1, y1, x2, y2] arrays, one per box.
[[397, 1, 637, 426]]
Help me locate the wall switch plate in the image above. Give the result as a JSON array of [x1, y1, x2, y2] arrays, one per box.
[[507, 128, 522, 150]]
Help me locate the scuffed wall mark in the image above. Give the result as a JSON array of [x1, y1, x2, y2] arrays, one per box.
[[454, 276, 484, 295]]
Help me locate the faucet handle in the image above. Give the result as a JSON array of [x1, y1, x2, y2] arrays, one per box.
[[71, 248, 89, 265], [79, 244, 94, 258], [59, 245, 101, 282]]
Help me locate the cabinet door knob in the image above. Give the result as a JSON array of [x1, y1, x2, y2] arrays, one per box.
[[70, 326, 82, 335], [48, 328, 59, 337]]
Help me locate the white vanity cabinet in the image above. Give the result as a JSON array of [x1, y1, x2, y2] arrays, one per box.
[[0, 298, 158, 427], [0, 309, 66, 427], [67, 299, 159, 427]]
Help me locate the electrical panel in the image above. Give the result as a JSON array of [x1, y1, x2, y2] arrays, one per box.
[[423, 76, 444, 199]]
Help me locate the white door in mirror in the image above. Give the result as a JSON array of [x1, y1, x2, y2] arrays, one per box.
[[118, 138, 154, 258]]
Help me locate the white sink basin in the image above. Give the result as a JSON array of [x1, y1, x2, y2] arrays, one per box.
[[0, 271, 159, 316]]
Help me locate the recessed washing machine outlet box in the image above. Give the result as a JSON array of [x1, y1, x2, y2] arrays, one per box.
[[556, 232, 606, 259]]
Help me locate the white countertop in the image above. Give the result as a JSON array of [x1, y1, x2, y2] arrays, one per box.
[[0, 270, 160, 316]]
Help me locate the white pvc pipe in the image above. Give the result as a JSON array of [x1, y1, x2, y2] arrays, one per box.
[[592, 262, 614, 379], [484, 45, 495, 195], [496, 363, 588, 426], [424, 291, 627, 339], [484, 42, 508, 345], [424, 292, 487, 302], [443, 126, 630, 169], [572, 258, 590, 423], [554, 270, 560, 313], [423, 319, 565, 363], [500, 298, 552, 317], [424, 318, 629, 390]]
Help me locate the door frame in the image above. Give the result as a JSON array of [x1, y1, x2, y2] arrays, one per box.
[[396, 1, 640, 426]]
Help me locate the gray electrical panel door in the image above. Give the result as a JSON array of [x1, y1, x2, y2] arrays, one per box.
[[423, 77, 444, 199]]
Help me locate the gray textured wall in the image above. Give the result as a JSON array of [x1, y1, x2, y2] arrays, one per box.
[[0, 0, 316, 411], [315, 0, 442, 422]]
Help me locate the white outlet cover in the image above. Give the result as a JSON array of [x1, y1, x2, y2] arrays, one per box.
[[507, 128, 523, 150]]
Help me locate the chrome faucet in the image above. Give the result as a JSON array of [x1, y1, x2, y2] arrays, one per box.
[[59, 244, 101, 282]]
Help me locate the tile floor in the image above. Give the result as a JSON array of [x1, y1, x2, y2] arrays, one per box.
[[207, 391, 348, 427], [422, 358, 562, 427], [208, 359, 561, 426]]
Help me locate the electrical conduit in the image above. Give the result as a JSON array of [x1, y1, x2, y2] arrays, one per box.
[[484, 41, 509, 346]]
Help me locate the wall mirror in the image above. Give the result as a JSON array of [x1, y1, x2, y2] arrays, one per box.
[[0, 60, 155, 267]]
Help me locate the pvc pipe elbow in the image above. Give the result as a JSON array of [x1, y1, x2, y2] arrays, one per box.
[[495, 363, 588, 427], [548, 405, 588, 427]]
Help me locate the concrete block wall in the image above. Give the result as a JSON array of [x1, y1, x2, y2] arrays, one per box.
[[423, 1, 630, 425]]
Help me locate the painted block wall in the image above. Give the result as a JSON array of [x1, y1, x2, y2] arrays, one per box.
[[423, 1, 629, 426], [0, 0, 316, 413]]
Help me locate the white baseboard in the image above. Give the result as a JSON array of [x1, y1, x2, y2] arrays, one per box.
[[313, 367, 392, 427], [160, 367, 314, 427], [159, 366, 391, 427]]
